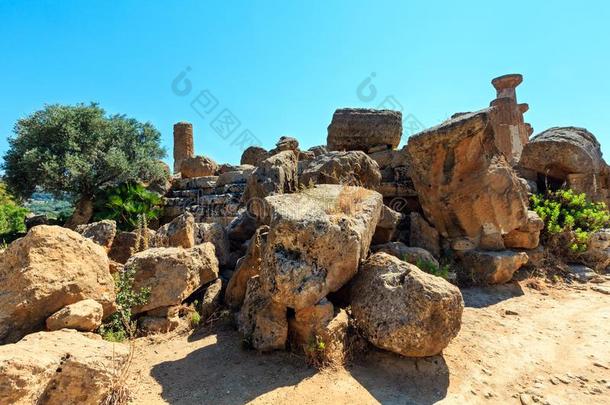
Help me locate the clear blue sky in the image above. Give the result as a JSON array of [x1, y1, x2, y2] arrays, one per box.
[[1, 0, 609, 166]]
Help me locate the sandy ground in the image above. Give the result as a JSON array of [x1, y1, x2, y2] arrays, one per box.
[[128, 280, 610, 404]]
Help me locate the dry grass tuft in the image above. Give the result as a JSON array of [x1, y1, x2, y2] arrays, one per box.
[[327, 186, 371, 216], [101, 341, 135, 405]]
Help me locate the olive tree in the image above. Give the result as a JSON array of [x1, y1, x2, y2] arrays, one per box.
[[2, 103, 167, 227]]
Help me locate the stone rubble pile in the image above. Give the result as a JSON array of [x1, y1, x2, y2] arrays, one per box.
[[2, 73, 610, 404]]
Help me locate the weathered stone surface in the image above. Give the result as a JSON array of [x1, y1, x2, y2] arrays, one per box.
[[351, 253, 463, 357], [76, 219, 117, 251], [127, 243, 219, 314], [372, 205, 403, 244], [0, 226, 115, 344], [288, 298, 334, 346], [327, 108, 402, 152], [0, 329, 129, 404], [25, 214, 49, 230], [194, 222, 231, 267], [299, 151, 382, 189], [581, 229, 610, 271], [225, 226, 269, 308], [241, 146, 270, 166], [173, 121, 194, 173], [270, 136, 299, 154], [372, 242, 439, 268], [368, 148, 409, 170], [409, 212, 441, 257], [260, 185, 383, 309], [461, 250, 529, 284], [226, 209, 259, 243], [216, 168, 253, 187], [407, 109, 529, 248], [519, 127, 610, 203], [180, 155, 218, 178], [503, 210, 544, 249], [139, 315, 180, 334], [567, 264, 599, 283], [155, 212, 195, 248], [242, 150, 298, 202], [46, 299, 103, 332], [237, 276, 287, 351], [200, 278, 223, 320], [308, 145, 328, 157]]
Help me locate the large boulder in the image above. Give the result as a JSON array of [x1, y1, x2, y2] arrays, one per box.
[[75, 220, 117, 251], [0, 226, 116, 344], [154, 212, 195, 248], [225, 225, 270, 309], [194, 222, 231, 267], [461, 250, 529, 284], [327, 108, 402, 152], [242, 150, 298, 203], [46, 299, 103, 332], [260, 185, 383, 309], [407, 110, 529, 249], [409, 212, 441, 258], [299, 151, 382, 189], [269, 136, 299, 155], [241, 146, 270, 166], [126, 244, 219, 314], [0, 329, 129, 404], [372, 205, 403, 244], [503, 210, 544, 249], [351, 252, 463, 357], [180, 155, 218, 178], [237, 276, 288, 351]]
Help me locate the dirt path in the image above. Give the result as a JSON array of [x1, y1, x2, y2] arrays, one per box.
[[128, 281, 610, 404]]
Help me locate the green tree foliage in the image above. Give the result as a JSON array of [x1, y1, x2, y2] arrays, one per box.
[[93, 183, 162, 231], [531, 189, 610, 253], [99, 265, 150, 342], [0, 182, 28, 236], [2, 103, 167, 205]]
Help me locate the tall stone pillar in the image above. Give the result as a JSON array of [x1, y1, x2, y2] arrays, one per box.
[[173, 122, 194, 173], [489, 74, 532, 166]]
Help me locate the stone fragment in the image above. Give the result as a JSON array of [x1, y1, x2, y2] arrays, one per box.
[[225, 226, 269, 308], [46, 299, 103, 332], [237, 276, 288, 351], [241, 146, 270, 166], [503, 210, 544, 249], [75, 219, 117, 251], [407, 109, 529, 248], [288, 298, 334, 346], [0, 329, 129, 404], [126, 243, 219, 314], [200, 278, 223, 320], [409, 212, 441, 257], [299, 151, 382, 189], [372, 242, 439, 268], [327, 108, 402, 152], [194, 221, 231, 267], [461, 250, 529, 284], [180, 155, 219, 178], [0, 226, 115, 344], [372, 205, 403, 244], [173, 122, 194, 173], [155, 212, 195, 248], [261, 185, 383, 309], [108, 229, 156, 264], [351, 253, 463, 357], [242, 150, 298, 202]]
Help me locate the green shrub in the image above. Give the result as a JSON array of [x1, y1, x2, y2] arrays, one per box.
[[531, 189, 610, 253], [94, 182, 162, 231], [415, 258, 450, 279], [0, 182, 28, 235], [190, 312, 201, 328], [99, 265, 150, 342]]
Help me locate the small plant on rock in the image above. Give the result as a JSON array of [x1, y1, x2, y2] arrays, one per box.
[[531, 189, 610, 255], [99, 265, 150, 342], [415, 258, 450, 279]]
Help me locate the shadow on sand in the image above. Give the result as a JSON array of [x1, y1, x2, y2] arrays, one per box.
[[151, 326, 450, 405], [461, 282, 525, 308]]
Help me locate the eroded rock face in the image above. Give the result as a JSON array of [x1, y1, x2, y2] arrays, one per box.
[[225, 226, 270, 309], [242, 150, 298, 202], [270, 136, 299, 155], [237, 276, 287, 351], [260, 185, 383, 309], [407, 110, 529, 249], [351, 253, 463, 357], [461, 250, 529, 284], [0, 329, 129, 404], [75, 220, 117, 251], [194, 222, 231, 267], [241, 146, 270, 166], [373, 205, 403, 244], [46, 299, 103, 332], [180, 155, 218, 178], [0, 226, 116, 344], [299, 151, 382, 189], [126, 243, 219, 314], [409, 212, 440, 258], [503, 210, 544, 249], [201, 278, 223, 320], [155, 212, 195, 248], [288, 298, 334, 346], [327, 108, 402, 152], [108, 229, 156, 264]]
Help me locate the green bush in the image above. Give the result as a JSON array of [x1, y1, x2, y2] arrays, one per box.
[[531, 189, 610, 253], [415, 258, 450, 279], [99, 265, 150, 342], [94, 182, 162, 231], [190, 312, 201, 328], [0, 182, 28, 236]]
